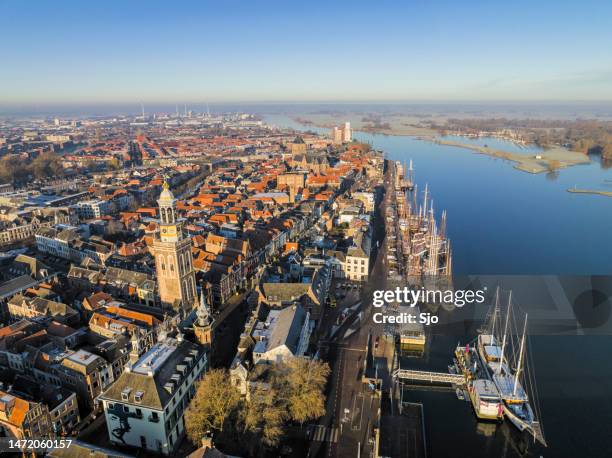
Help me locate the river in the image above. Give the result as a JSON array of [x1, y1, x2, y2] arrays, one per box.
[[264, 113, 612, 458]]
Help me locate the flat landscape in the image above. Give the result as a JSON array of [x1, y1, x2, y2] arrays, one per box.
[[292, 112, 593, 174], [432, 139, 590, 174]]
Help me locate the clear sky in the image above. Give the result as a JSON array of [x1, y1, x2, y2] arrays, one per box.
[[1, 0, 611, 104]]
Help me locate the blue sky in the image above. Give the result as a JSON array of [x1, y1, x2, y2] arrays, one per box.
[[1, 0, 611, 103]]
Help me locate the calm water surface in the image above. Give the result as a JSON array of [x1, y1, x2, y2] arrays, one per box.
[[265, 114, 612, 458]]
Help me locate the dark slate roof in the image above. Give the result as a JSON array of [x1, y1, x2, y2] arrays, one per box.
[[0, 275, 39, 299], [105, 267, 150, 287], [268, 304, 307, 354], [99, 337, 202, 410]]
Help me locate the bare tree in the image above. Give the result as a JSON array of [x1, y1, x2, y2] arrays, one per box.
[[242, 387, 287, 447], [281, 358, 330, 426], [184, 369, 241, 443]]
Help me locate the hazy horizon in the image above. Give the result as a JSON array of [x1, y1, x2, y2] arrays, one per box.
[[2, 101, 612, 120]]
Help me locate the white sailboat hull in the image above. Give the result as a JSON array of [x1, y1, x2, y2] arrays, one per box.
[[504, 405, 530, 432]]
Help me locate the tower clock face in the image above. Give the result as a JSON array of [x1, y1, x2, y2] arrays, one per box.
[[161, 226, 177, 237]]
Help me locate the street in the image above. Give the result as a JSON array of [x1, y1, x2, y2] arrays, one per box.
[[310, 161, 393, 458]]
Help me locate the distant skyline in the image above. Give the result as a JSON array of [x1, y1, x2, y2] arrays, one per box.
[[2, 0, 612, 104]]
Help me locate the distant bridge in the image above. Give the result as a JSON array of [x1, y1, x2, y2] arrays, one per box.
[[393, 369, 465, 386]]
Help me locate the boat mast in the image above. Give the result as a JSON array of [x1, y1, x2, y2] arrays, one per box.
[[499, 291, 511, 374], [491, 287, 499, 339], [514, 313, 528, 396]]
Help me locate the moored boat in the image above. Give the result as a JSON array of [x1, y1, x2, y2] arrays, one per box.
[[469, 379, 504, 421], [477, 289, 547, 446], [455, 343, 503, 421]]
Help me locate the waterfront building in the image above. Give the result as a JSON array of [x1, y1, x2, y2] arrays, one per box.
[[331, 126, 343, 144], [330, 122, 352, 144], [342, 122, 352, 142]]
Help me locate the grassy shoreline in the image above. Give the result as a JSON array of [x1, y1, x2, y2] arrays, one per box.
[[430, 138, 590, 174], [567, 188, 612, 197], [288, 114, 591, 175]]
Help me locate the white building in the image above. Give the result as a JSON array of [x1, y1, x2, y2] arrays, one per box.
[[330, 122, 352, 144], [35, 227, 77, 259], [338, 206, 362, 225], [73, 199, 112, 219], [344, 232, 371, 282], [98, 333, 207, 455], [342, 122, 352, 142], [252, 304, 311, 364], [331, 126, 343, 144]]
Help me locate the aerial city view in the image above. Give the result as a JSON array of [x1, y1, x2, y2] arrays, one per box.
[[0, 2, 611, 457]]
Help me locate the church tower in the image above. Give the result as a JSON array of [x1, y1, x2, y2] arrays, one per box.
[[193, 289, 213, 348], [153, 180, 197, 315], [129, 328, 142, 365]]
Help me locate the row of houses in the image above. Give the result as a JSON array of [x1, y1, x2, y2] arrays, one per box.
[[0, 208, 75, 246], [35, 226, 115, 265]]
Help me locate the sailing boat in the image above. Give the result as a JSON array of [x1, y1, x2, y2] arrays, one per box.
[[477, 287, 503, 374], [477, 289, 547, 446]]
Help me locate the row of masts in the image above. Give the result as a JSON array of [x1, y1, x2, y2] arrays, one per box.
[[491, 289, 528, 397], [488, 289, 546, 446], [394, 160, 452, 277]]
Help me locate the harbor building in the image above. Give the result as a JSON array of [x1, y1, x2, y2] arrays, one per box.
[[331, 122, 352, 144], [396, 305, 426, 351]]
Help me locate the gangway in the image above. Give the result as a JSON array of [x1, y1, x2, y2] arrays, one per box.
[[393, 368, 465, 386]]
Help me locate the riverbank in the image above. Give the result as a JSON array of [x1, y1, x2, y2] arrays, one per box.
[[290, 114, 437, 137], [429, 138, 590, 174], [567, 188, 612, 197], [288, 114, 590, 174]]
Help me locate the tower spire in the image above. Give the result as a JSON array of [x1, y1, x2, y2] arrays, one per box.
[[193, 285, 214, 347], [197, 288, 212, 326], [129, 328, 142, 364]]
